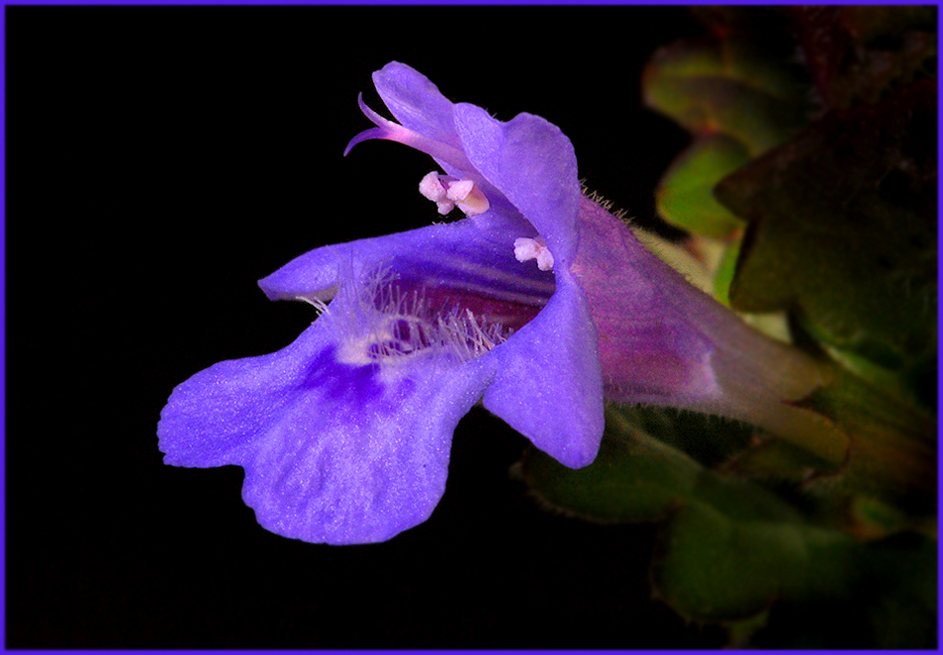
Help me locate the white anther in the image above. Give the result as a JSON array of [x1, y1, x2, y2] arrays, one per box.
[[419, 172, 455, 214], [514, 236, 554, 271], [446, 179, 475, 202], [419, 171, 447, 201], [419, 172, 490, 217], [447, 179, 489, 217]]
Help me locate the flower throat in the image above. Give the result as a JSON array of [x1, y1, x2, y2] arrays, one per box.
[[318, 268, 542, 368]]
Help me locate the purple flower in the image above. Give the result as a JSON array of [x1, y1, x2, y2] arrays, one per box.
[[158, 62, 604, 545], [158, 62, 830, 546]]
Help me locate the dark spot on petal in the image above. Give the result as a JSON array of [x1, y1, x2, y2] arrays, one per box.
[[301, 346, 384, 406]]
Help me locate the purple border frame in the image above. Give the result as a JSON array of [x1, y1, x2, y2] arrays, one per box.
[[0, 1, 938, 654]]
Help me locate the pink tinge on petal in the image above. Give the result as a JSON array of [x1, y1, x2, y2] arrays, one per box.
[[384, 277, 547, 336], [573, 197, 848, 465], [596, 330, 719, 401], [572, 193, 833, 449], [572, 196, 720, 404], [344, 94, 475, 174]]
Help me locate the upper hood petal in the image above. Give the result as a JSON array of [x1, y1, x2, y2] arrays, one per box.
[[373, 62, 462, 150], [453, 103, 581, 267], [350, 62, 581, 260]]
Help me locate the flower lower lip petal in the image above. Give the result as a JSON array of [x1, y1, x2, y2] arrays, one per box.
[[160, 320, 499, 545], [244, 344, 497, 544]]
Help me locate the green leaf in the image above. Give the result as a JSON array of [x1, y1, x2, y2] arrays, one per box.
[[642, 38, 809, 155], [652, 501, 861, 622], [725, 610, 770, 648], [520, 406, 937, 647], [794, 363, 937, 517], [717, 80, 937, 377], [712, 238, 740, 305], [520, 408, 702, 524], [642, 20, 813, 244], [520, 406, 815, 527], [726, 436, 840, 485], [520, 406, 764, 523], [747, 533, 938, 648], [820, 339, 937, 413], [655, 134, 749, 237]]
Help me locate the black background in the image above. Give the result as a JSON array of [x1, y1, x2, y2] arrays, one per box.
[[7, 6, 730, 649]]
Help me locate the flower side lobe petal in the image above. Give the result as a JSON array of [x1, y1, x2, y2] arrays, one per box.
[[483, 271, 604, 468]]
